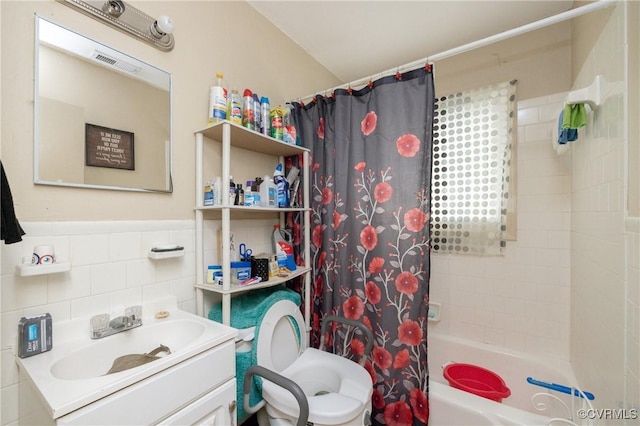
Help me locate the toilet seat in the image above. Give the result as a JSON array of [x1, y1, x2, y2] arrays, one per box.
[[255, 300, 372, 425], [255, 299, 306, 372]]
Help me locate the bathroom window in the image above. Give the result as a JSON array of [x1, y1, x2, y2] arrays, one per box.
[[431, 80, 517, 255]]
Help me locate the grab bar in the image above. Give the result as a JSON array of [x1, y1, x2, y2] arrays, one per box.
[[526, 377, 594, 400], [319, 315, 374, 366]]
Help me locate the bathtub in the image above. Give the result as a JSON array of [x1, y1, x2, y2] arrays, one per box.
[[428, 333, 594, 426]]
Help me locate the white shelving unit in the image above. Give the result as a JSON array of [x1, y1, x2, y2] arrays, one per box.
[[194, 121, 311, 332]]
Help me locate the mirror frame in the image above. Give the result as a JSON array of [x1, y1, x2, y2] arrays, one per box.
[[34, 15, 173, 193]]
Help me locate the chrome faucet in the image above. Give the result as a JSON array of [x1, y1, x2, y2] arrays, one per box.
[[90, 305, 143, 339]]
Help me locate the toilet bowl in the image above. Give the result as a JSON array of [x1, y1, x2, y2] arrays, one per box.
[[254, 300, 372, 426]]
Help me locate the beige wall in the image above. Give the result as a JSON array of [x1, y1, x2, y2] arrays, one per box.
[[0, 1, 340, 222]]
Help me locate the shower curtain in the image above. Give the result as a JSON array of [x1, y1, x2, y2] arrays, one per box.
[[291, 66, 434, 425]]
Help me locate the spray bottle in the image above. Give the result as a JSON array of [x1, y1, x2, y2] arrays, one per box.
[[260, 96, 271, 136], [273, 224, 296, 271], [228, 89, 242, 124], [242, 89, 255, 130], [273, 163, 289, 208]]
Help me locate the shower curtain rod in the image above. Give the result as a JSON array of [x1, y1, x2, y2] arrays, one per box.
[[295, 0, 617, 104]]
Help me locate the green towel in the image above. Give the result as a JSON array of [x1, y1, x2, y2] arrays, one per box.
[[562, 103, 587, 129]]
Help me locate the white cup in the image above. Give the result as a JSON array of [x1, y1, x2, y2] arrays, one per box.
[[32, 245, 56, 265]]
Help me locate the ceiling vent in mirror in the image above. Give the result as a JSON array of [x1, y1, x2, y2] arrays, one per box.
[[92, 50, 141, 74], [56, 0, 174, 52]]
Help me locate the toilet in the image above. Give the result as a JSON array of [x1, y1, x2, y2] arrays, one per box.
[[253, 299, 373, 426]]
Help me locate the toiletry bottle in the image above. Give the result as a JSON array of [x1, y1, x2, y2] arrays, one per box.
[[228, 89, 242, 124], [204, 181, 214, 206], [253, 177, 263, 206], [212, 176, 222, 205], [274, 164, 289, 208], [235, 184, 245, 206], [253, 94, 261, 134], [260, 175, 276, 207], [242, 89, 255, 130], [229, 176, 236, 206], [208, 72, 227, 123], [260, 96, 271, 136]]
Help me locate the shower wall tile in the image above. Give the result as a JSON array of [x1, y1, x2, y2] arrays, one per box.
[[429, 93, 572, 360]]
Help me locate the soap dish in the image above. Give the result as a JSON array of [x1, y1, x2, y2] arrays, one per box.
[[148, 245, 184, 260]]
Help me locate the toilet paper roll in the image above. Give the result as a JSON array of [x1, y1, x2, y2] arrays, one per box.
[[32, 245, 56, 265]]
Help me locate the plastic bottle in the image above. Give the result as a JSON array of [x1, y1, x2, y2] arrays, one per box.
[[253, 94, 261, 133], [212, 176, 222, 205], [259, 175, 276, 207], [203, 181, 214, 206], [273, 224, 296, 271], [228, 89, 242, 124], [229, 176, 236, 206], [274, 163, 289, 208], [260, 96, 270, 136], [270, 106, 283, 140], [283, 104, 298, 145], [208, 72, 227, 123], [241, 89, 255, 130], [235, 184, 244, 206]]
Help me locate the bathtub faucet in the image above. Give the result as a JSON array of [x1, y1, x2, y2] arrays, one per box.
[[90, 305, 143, 339]]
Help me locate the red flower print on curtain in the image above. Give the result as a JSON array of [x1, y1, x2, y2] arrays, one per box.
[[292, 66, 434, 425]]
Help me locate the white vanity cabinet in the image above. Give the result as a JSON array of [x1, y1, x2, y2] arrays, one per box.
[[54, 341, 236, 425], [193, 121, 311, 331]]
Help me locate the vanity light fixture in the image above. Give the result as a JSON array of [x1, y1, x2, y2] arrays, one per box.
[[56, 0, 175, 51]]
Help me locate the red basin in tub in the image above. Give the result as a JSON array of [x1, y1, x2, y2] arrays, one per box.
[[443, 363, 511, 403]]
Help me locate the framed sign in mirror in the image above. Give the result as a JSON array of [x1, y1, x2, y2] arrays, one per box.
[[85, 124, 135, 170]]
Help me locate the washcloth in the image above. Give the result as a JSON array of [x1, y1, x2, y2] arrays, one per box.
[[207, 286, 302, 421], [1, 161, 25, 244], [557, 110, 578, 144], [562, 103, 587, 130]]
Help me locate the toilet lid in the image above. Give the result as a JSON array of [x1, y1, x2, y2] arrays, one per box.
[[256, 299, 307, 372]]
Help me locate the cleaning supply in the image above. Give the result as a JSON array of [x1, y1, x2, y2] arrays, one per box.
[[260, 96, 270, 136], [242, 89, 255, 130], [260, 175, 276, 207], [273, 163, 289, 208], [253, 94, 261, 134], [208, 72, 227, 123], [273, 224, 296, 271], [228, 89, 242, 124], [282, 105, 297, 145], [270, 106, 284, 140]]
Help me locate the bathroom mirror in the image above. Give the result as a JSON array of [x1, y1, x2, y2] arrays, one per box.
[[34, 16, 172, 192]]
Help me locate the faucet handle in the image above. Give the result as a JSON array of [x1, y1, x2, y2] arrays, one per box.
[[90, 313, 110, 331], [125, 305, 142, 321]]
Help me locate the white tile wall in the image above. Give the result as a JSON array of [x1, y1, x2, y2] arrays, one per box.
[[428, 92, 573, 360], [568, 3, 636, 418], [0, 218, 274, 425]]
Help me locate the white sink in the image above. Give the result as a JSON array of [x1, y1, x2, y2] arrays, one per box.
[[50, 319, 206, 380], [17, 300, 237, 420]]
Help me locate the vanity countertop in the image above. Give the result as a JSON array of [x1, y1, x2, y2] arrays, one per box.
[[17, 300, 236, 420]]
